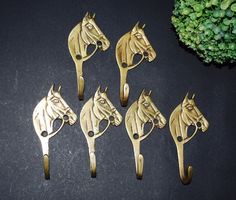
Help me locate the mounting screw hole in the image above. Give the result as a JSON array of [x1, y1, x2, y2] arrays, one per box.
[[133, 133, 139, 139], [109, 116, 114, 122], [63, 115, 69, 121], [76, 54, 82, 60], [143, 51, 149, 57], [122, 62, 128, 68], [97, 41, 102, 47], [41, 131, 48, 137], [177, 136, 182, 142], [88, 131, 94, 137]]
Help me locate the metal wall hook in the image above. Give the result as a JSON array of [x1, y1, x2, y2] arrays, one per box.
[[32, 84, 77, 179], [80, 86, 122, 177], [169, 93, 209, 185], [68, 12, 110, 100], [116, 22, 156, 107], [125, 90, 166, 179]]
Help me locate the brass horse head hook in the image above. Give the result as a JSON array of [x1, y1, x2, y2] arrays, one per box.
[[125, 90, 166, 179], [68, 12, 110, 100], [116, 22, 156, 107], [169, 93, 209, 184], [80, 86, 122, 177], [32, 85, 77, 179]]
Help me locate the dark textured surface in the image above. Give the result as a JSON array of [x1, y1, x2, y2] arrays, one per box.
[[0, 0, 236, 199]]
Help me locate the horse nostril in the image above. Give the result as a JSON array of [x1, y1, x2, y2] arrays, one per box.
[[41, 131, 48, 137], [97, 41, 102, 48], [63, 115, 69, 122]]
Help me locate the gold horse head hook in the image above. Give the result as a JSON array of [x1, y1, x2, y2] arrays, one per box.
[[116, 23, 156, 107], [125, 90, 166, 179], [169, 93, 209, 184], [68, 12, 110, 100], [32, 85, 77, 179], [80, 86, 122, 177]]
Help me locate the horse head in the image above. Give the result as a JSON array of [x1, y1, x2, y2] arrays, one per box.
[[181, 93, 209, 133], [46, 85, 77, 127], [93, 86, 122, 126], [137, 90, 166, 128], [81, 12, 110, 52], [129, 22, 156, 62]]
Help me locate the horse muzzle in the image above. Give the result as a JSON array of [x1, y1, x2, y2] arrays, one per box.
[[198, 117, 209, 132], [64, 111, 77, 125], [109, 112, 122, 126], [144, 48, 156, 62], [97, 37, 110, 51], [153, 114, 166, 129]]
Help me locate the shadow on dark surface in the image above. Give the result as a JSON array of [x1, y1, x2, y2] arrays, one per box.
[[171, 26, 236, 69]]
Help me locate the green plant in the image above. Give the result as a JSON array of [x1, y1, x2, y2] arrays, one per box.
[[172, 0, 236, 64]]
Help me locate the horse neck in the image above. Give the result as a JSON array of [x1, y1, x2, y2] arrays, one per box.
[[76, 24, 88, 58], [117, 35, 135, 66], [82, 98, 100, 134], [169, 105, 188, 140], [129, 102, 145, 135]]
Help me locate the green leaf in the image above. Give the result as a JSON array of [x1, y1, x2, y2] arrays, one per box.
[[231, 3, 236, 12], [220, 0, 233, 10]]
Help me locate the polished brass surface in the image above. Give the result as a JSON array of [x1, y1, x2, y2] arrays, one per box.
[[80, 86, 122, 177], [116, 22, 156, 107], [125, 90, 166, 179], [169, 93, 209, 185], [68, 12, 110, 100], [32, 85, 77, 179]]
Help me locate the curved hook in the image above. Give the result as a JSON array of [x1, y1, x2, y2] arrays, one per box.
[[87, 119, 111, 177], [176, 143, 192, 185], [119, 55, 144, 107], [41, 118, 66, 180]]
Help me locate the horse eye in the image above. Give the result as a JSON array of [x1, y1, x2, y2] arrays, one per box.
[[136, 34, 142, 39], [187, 106, 193, 110], [100, 99, 105, 104], [53, 99, 60, 103], [87, 24, 93, 30], [143, 102, 149, 107]]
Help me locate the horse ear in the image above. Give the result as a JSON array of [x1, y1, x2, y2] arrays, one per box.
[[132, 21, 140, 33], [142, 24, 146, 29], [58, 85, 62, 93], [192, 93, 195, 99], [148, 90, 152, 96], [183, 92, 189, 104], [96, 86, 101, 94], [92, 13, 96, 19], [48, 84, 55, 96], [104, 86, 108, 93]]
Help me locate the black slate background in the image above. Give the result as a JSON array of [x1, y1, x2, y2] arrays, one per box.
[[0, 0, 236, 199]]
